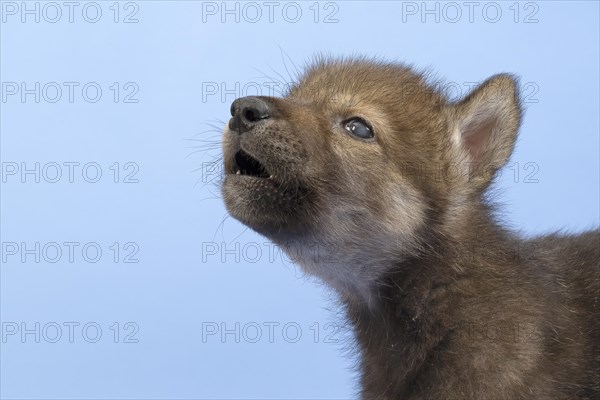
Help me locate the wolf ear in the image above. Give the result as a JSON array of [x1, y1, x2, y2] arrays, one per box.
[[449, 74, 522, 188]]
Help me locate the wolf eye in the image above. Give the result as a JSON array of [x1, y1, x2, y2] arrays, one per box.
[[344, 118, 374, 139]]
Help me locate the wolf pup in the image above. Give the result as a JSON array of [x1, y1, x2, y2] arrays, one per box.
[[220, 58, 599, 399]]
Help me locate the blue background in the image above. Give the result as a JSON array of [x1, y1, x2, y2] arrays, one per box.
[[1, 1, 598, 399]]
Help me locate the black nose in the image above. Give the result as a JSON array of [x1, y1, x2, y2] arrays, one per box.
[[229, 96, 272, 134]]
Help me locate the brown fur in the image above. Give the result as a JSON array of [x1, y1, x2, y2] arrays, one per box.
[[221, 57, 600, 399]]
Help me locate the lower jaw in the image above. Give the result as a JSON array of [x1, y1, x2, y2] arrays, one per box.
[[221, 175, 315, 228]]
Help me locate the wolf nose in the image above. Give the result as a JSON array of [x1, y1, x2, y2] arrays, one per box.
[[229, 96, 272, 134]]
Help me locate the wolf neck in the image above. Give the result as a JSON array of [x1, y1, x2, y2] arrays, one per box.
[[333, 204, 514, 398], [273, 200, 514, 378]]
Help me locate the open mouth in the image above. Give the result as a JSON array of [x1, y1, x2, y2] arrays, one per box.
[[233, 150, 272, 179]]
